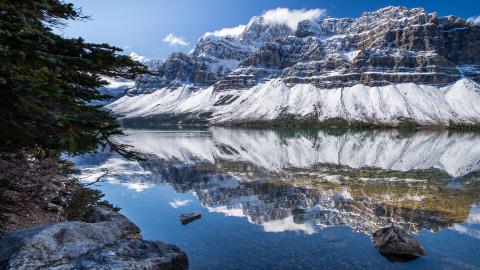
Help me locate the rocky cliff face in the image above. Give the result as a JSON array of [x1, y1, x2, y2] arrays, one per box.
[[110, 6, 480, 127], [134, 6, 480, 92]]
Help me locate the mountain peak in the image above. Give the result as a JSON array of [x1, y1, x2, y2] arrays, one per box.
[[239, 15, 293, 44], [138, 6, 479, 93], [120, 5, 480, 128]]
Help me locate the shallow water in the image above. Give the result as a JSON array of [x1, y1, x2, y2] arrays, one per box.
[[73, 128, 480, 270]]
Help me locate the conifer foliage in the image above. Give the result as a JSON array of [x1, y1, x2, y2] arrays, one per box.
[[0, 0, 147, 155]]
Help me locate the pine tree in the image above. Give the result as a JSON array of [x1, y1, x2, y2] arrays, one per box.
[[0, 0, 147, 156]]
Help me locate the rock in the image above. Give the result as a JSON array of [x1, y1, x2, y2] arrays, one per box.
[[179, 213, 202, 225], [0, 206, 188, 270], [85, 206, 141, 239], [372, 226, 426, 259], [51, 196, 67, 207], [45, 202, 62, 213], [52, 180, 66, 189]]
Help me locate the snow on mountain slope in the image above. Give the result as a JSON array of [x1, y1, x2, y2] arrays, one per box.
[[107, 78, 480, 126]]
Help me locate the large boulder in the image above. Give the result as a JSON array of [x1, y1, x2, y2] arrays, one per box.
[[0, 206, 188, 270], [372, 226, 426, 260]]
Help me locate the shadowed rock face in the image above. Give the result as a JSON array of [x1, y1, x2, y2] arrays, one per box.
[[228, 7, 480, 90], [0, 207, 188, 270], [132, 6, 480, 94], [131, 52, 219, 94]]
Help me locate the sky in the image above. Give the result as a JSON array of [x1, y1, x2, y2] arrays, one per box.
[[60, 0, 480, 60]]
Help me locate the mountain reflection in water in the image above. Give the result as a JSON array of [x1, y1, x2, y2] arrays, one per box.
[[73, 128, 480, 238]]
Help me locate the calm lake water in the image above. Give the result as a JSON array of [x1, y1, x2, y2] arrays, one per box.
[[72, 127, 480, 270]]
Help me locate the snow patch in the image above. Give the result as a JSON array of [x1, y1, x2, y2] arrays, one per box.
[[340, 49, 360, 63], [107, 79, 480, 128]]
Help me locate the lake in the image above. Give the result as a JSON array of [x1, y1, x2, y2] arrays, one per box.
[[72, 127, 480, 270]]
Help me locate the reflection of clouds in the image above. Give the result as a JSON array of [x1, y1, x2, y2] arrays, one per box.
[[72, 152, 154, 192], [452, 205, 480, 239], [452, 224, 480, 240], [122, 182, 154, 192], [466, 205, 480, 224], [208, 205, 316, 234], [261, 216, 316, 235], [169, 199, 192, 208], [75, 155, 151, 183], [207, 205, 245, 217]]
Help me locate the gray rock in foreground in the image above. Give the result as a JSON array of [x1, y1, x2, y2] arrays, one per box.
[[372, 226, 426, 259], [0, 206, 188, 270]]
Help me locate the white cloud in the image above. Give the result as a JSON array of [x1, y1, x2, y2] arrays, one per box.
[[260, 7, 326, 30], [200, 7, 326, 39], [468, 15, 480, 25], [169, 199, 192, 208], [203, 24, 247, 38], [129, 52, 149, 62], [163, 33, 189, 46]]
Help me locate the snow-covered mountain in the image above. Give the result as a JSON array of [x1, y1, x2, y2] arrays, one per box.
[[107, 6, 480, 127]]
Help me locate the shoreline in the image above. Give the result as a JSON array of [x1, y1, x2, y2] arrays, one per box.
[[118, 115, 480, 132], [0, 151, 188, 269]]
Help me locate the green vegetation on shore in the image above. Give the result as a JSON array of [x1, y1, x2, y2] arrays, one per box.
[[120, 113, 480, 133]]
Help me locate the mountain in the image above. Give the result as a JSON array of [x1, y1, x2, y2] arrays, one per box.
[[107, 6, 480, 127]]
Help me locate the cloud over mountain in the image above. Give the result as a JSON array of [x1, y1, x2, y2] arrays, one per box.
[[260, 7, 326, 30], [468, 15, 480, 25], [203, 24, 247, 38], [163, 33, 189, 46]]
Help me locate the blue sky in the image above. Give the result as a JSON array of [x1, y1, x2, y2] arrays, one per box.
[[61, 0, 480, 60]]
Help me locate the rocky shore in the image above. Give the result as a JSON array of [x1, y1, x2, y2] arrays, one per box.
[[0, 151, 188, 270], [0, 206, 188, 270]]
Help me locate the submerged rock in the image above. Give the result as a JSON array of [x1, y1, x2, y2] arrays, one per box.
[[372, 226, 426, 260], [0, 206, 188, 270], [179, 213, 202, 225]]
